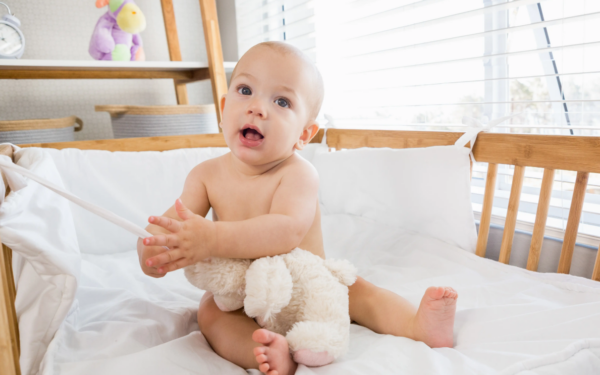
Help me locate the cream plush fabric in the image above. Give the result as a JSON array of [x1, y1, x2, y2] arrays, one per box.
[[184, 248, 357, 366]]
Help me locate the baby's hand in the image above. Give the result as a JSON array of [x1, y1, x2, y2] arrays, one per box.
[[143, 199, 216, 274], [138, 242, 168, 278]]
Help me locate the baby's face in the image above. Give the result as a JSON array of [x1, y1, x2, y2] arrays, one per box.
[[220, 46, 318, 167]]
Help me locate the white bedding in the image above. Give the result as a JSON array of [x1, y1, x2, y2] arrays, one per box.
[[39, 213, 600, 375], [3, 145, 599, 375]]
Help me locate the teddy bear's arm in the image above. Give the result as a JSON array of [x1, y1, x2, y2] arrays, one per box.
[[323, 258, 358, 286], [184, 257, 251, 295]]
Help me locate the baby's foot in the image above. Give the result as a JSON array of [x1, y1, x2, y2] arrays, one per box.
[[252, 329, 298, 375], [411, 286, 458, 348]]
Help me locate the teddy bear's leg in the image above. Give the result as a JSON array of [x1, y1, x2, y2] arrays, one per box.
[[285, 280, 351, 367], [286, 321, 347, 366]]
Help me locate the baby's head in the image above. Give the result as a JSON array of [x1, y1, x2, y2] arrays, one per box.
[[219, 41, 324, 166]]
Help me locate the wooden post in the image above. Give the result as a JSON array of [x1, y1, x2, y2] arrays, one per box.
[[199, 0, 229, 126], [593, 243, 600, 281], [160, 0, 190, 105], [526, 168, 555, 271], [557, 171, 589, 274], [498, 165, 525, 264], [0, 244, 19, 375], [476, 163, 498, 257]]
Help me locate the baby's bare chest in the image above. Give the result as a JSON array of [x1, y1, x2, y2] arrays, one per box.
[[205, 174, 281, 221]]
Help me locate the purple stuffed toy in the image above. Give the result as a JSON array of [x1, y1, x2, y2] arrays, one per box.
[[89, 0, 146, 61]]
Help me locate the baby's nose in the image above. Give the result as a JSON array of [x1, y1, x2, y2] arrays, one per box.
[[247, 104, 265, 117]]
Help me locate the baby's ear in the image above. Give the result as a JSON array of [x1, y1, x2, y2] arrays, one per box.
[[295, 123, 319, 151], [219, 95, 226, 129], [220, 94, 227, 113]]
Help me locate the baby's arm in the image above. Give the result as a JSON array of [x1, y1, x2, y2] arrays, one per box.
[[144, 159, 319, 271], [214, 161, 319, 258], [137, 163, 212, 277]]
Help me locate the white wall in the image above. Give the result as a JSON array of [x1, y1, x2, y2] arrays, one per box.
[[0, 0, 237, 141]]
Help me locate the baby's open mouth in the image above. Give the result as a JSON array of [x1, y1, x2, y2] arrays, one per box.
[[241, 126, 264, 141]]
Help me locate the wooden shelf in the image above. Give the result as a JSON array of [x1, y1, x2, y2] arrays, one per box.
[[0, 60, 236, 81]]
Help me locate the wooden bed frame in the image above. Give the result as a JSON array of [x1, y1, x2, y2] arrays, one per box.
[[1, 129, 599, 374]]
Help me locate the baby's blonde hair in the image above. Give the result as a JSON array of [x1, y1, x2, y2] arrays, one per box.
[[231, 41, 324, 122]]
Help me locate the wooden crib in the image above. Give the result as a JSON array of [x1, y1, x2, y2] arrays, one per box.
[[1, 129, 599, 374]]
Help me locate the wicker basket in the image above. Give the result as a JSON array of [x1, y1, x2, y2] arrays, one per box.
[[0, 116, 83, 144], [95, 105, 219, 139]]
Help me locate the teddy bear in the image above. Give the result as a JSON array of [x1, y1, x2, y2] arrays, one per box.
[[184, 248, 357, 367], [89, 0, 146, 61]]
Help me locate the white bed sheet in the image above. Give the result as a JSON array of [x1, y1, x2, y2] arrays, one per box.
[[39, 213, 600, 375]]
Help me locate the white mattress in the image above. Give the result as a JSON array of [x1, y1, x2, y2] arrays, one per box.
[[41, 213, 600, 375]]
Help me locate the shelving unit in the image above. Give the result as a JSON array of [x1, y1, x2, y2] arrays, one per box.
[[0, 0, 230, 123], [0, 60, 236, 81]]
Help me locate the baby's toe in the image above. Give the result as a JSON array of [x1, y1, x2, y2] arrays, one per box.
[[259, 363, 271, 373], [256, 354, 268, 363], [254, 346, 268, 356], [425, 286, 445, 300], [444, 287, 458, 299]]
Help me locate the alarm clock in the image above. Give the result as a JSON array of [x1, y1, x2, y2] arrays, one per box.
[[0, 2, 24, 59]]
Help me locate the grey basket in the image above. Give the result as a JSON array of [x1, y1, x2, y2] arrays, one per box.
[[0, 116, 83, 144], [95, 105, 219, 139]]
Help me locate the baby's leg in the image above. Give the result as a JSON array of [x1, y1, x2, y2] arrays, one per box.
[[348, 276, 457, 348], [197, 293, 297, 375]]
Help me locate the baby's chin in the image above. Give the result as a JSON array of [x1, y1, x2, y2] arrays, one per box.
[[231, 145, 295, 167]]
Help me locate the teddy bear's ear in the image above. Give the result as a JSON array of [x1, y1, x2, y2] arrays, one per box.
[[95, 0, 110, 8]]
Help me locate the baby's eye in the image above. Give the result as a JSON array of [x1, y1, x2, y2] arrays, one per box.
[[238, 86, 251, 95], [276, 98, 289, 108]]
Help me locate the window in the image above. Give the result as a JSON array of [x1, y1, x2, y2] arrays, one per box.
[[235, 0, 316, 61], [235, 0, 600, 244]]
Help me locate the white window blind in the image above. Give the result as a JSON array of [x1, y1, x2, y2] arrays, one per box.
[[235, 0, 316, 62], [234, 0, 600, 244]]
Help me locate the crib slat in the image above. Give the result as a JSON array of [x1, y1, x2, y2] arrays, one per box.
[[498, 165, 525, 264], [593, 244, 600, 281], [476, 163, 498, 257], [557, 171, 589, 274], [526, 169, 555, 271], [0, 243, 19, 375]]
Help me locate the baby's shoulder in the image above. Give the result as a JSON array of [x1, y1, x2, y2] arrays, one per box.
[[279, 153, 319, 182], [185, 153, 228, 183]]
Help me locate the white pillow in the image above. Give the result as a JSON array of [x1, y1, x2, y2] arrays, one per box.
[[312, 145, 477, 253], [45, 147, 230, 254], [0, 147, 80, 375]]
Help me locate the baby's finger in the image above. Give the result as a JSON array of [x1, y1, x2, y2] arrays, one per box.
[[147, 248, 184, 268], [143, 234, 179, 248], [157, 258, 190, 274], [148, 215, 182, 233]]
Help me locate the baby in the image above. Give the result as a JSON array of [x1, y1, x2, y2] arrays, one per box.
[[136, 41, 458, 375]]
